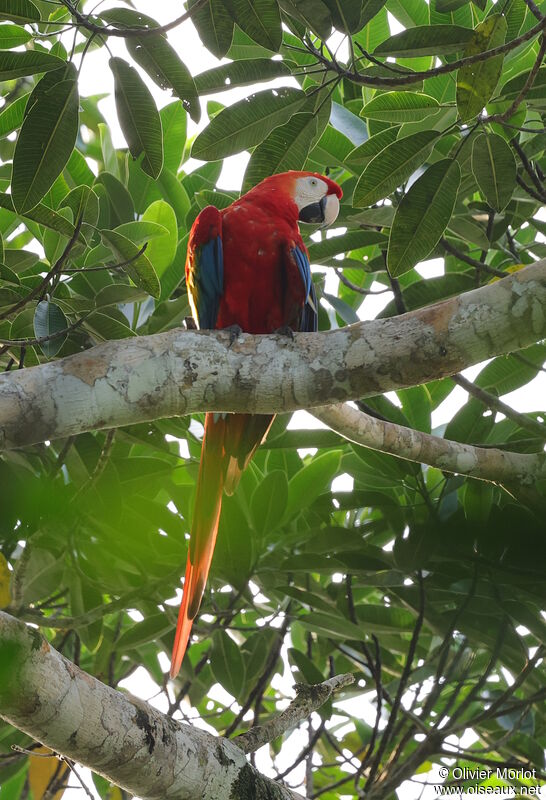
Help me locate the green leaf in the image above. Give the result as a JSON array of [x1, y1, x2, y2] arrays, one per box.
[[210, 629, 246, 698], [374, 25, 473, 57], [361, 92, 440, 122], [323, 0, 364, 33], [456, 14, 507, 121], [192, 87, 306, 161], [194, 58, 291, 95], [298, 611, 364, 641], [307, 230, 385, 262], [346, 126, 400, 167], [250, 470, 288, 534], [499, 66, 546, 104], [12, 77, 78, 213], [125, 36, 200, 123], [96, 172, 135, 226], [353, 129, 440, 206], [99, 122, 119, 178], [109, 57, 163, 179], [101, 229, 160, 298], [160, 101, 186, 174], [95, 284, 148, 308], [242, 112, 318, 192], [0, 23, 31, 48], [33, 300, 68, 357], [0, 92, 28, 138], [141, 200, 178, 276], [471, 132, 516, 212], [187, 0, 234, 59], [114, 220, 169, 245], [0, 49, 63, 80], [285, 450, 342, 521], [0, 192, 77, 237], [116, 613, 172, 650], [280, 0, 333, 39], [360, 0, 388, 28], [387, 158, 461, 276], [225, 0, 282, 51], [0, 0, 39, 22]]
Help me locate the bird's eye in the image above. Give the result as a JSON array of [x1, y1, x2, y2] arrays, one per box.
[[310, 178, 317, 186]]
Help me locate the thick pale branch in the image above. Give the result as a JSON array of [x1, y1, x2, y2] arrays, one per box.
[[0, 611, 302, 800], [311, 404, 546, 486], [234, 673, 355, 753], [0, 261, 545, 450]]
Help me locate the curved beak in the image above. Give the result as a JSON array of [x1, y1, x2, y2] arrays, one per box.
[[299, 193, 340, 226]]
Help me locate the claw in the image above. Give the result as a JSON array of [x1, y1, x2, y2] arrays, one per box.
[[222, 324, 243, 346], [184, 316, 198, 330], [274, 325, 295, 340]]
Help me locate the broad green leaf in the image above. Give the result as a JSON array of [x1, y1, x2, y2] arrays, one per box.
[[141, 200, 178, 276], [284, 450, 342, 521], [114, 220, 169, 245], [0, 0, 39, 22], [0, 49, 63, 80], [0, 92, 28, 137], [355, 604, 415, 632], [387, 158, 461, 276], [299, 611, 364, 641], [0, 192, 77, 237], [374, 25, 473, 57], [499, 66, 546, 105], [210, 629, 246, 698], [307, 230, 385, 262], [96, 172, 135, 226], [160, 101, 186, 174], [361, 92, 440, 122], [225, 0, 282, 51], [0, 23, 31, 48], [95, 284, 149, 308], [346, 126, 400, 167], [116, 614, 172, 650], [456, 14, 508, 121], [0, 551, 10, 608], [83, 311, 136, 340], [188, 0, 234, 59], [192, 87, 306, 161], [353, 129, 440, 206], [101, 229, 160, 298], [288, 647, 325, 684], [126, 36, 200, 123], [471, 132, 516, 212], [12, 77, 78, 213], [447, 216, 490, 250], [436, 0, 467, 10], [250, 470, 288, 534], [33, 300, 68, 357], [242, 112, 318, 192], [194, 58, 291, 95], [360, 0, 389, 28], [109, 57, 163, 179], [323, 0, 364, 32], [280, 0, 332, 39], [99, 122, 119, 178], [157, 170, 191, 227]]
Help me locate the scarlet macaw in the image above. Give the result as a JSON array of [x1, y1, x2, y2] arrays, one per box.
[[170, 171, 342, 678]]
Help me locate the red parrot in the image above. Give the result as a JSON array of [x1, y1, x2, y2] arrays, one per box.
[[170, 171, 342, 678]]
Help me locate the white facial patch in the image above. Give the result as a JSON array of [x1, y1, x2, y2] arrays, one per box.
[[293, 176, 330, 211]]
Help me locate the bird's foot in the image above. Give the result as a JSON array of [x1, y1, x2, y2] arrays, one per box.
[[274, 325, 295, 340], [184, 316, 197, 330], [222, 324, 243, 346]]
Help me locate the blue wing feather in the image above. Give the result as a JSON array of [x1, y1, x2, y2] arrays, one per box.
[[187, 206, 224, 330], [195, 236, 223, 329], [291, 245, 317, 333]]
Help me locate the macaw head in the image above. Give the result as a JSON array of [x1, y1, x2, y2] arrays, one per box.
[[249, 171, 342, 227]]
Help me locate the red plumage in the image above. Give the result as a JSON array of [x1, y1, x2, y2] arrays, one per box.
[[170, 171, 342, 678]]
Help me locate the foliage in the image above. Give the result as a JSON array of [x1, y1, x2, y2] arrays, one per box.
[[0, 0, 545, 798]]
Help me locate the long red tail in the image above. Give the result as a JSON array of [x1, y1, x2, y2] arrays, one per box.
[[170, 412, 273, 678]]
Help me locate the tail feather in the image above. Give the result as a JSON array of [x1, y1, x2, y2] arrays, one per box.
[[169, 412, 274, 679]]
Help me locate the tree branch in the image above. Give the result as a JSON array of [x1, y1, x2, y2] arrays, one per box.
[[0, 260, 545, 450], [0, 610, 303, 800], [233, 674, 354, 754], [311, 404, 545, 486]]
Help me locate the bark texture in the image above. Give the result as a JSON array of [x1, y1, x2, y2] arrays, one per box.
[[0, 260, 544, 450], [312, 404, 546, 485], [0, 611, 302, 800]]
